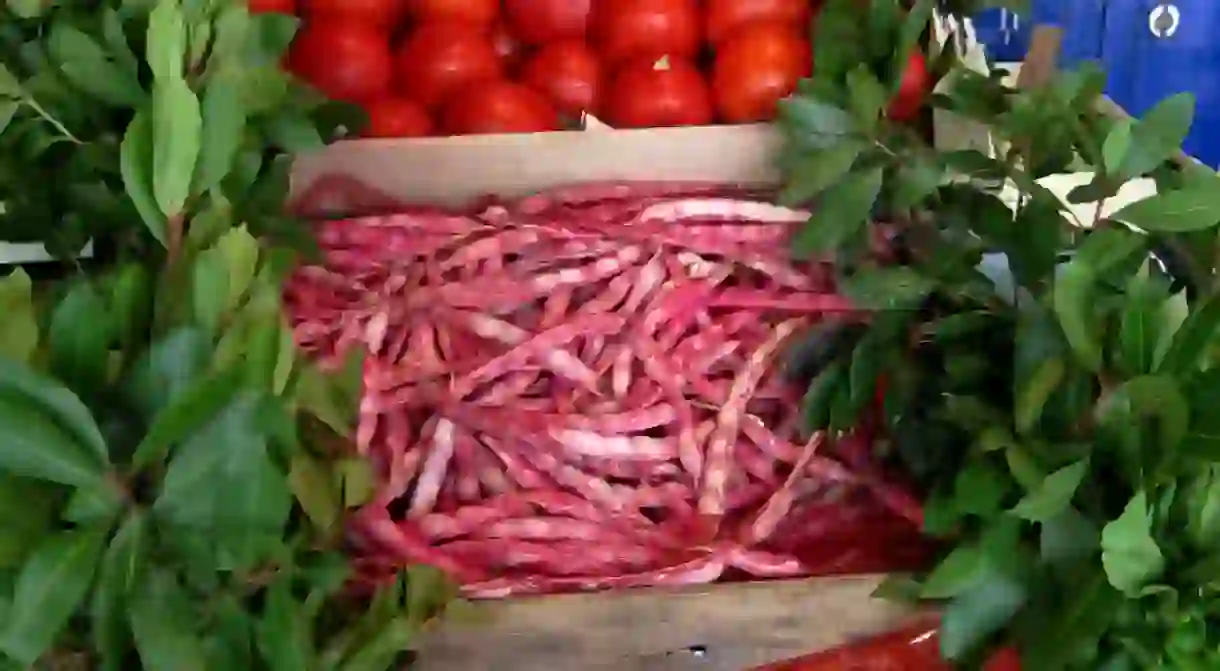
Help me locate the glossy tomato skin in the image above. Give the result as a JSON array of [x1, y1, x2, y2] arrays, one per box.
[[520, 39, 602, 118], [705, 0, 809, 44], [407, 0, 498, 27], [593, 0, 702, 65], [749, 623, 1022, 671], [750, 620, 945, 671], [490, 21, 524, 71], [306, 0, 402, 25], [505, 0, 591, 44], [712, 21, 810, 123], [887, 51, 931, 121], [249, 0, 297, 14], [604, 56, 712, 128], [363, 97, 434, 137], [441, 80, 561, 135], [288, 21, 393, 103], [394, 22, 502, 109]]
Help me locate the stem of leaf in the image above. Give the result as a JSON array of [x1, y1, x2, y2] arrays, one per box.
[[23, 97, 83, 144]]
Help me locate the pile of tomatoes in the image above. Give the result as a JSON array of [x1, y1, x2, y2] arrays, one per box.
[[253, 0, 929, 138]]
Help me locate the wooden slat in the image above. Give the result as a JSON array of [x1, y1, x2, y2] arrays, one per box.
[[413, 575, 918, 671]]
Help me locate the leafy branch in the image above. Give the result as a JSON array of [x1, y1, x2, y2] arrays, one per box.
[[0, 2, 449, 670], [782, 0, 1220, 668]]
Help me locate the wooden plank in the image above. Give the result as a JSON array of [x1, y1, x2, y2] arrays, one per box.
[[413, 575, 918, 671]]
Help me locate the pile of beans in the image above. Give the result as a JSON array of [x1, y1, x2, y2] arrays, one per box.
[[286, 178, 928, 598]]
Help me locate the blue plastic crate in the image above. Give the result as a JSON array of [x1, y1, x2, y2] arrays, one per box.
[[972, 1, 1106, 65], [973, 7, 1030, 62], [1103, 0, 1220, 168]]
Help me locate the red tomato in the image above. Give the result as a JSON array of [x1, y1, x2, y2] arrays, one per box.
[[504, 0, 591, 44], [705, 0, 810, 44], [887, 51, 931, 121], [712, 21, 810, 123], [288, 21, 393, 103], [407, 0, 498, 27], [520, 40, 602, 118], [394, 22, 502, 109], [490, 21, 524, 70], [750, 620, 946, 670], [305, 0, 402, 25], [363, 97, 434, 137], [249, 0, 297, 14], [441, 80, 561, 134], [984, 647, 1022, 671], [750, 624, 1022, 671], [604, 56, 712, 128], [593, 0, 702, 65]]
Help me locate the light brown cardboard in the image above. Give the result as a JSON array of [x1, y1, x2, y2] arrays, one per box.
[[290, 124, 782, 208]]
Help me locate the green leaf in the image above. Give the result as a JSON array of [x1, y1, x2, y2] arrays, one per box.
[[1101, 492, 1165, 594], [1111, 186, 1220, 233], [791, 166, 884, 257], [1157, 291, 1220, 374], [0, 475, 59, 569], [1011, 459, 1089, 522], [154, 394, 293, 570], [1117, 270, 1171, 376], [92, 512, 149, 671], [48, 281, 111, 396], [0, 358, 110, 465], [131, 366, 245, 469], [109, 263, 154, 354], [778, 142, 860, 206], [207, 595, 255, 669], [1014, 356, 1065, 435], [0, 528, 107, 665], [266, 112, 325, 153], [939, 566, 1026, 661], [256, 576, 312, 671], [1053, 259, 1103, 371], [952, 462, 1008, 518], [1102, 118, 1133, 175], [289, 452, 341, 532], [120, 110, 169, 246], [921, 545, 987, 599], [339, 457, 378, 508], [146, 0, 187, 82], [778, 97, 855, 149], [129, 569, 209, 671], [124, 328, 211, 419], [1185, 466, 1220, 549], [839, 266, 935, 310], [1121, 92, 1195, 177], [47, 23, 143, 107], [337, 617, 419, 671], [0, 393, 107, 487], [194, 71, 247, 195], [63, 482, 124, 525], [192, 243, 230, 333], [846, 65, 887, 132], [0, 269, 38, 364], [151, 77, 203, 217], [1040, 507, 1100, 564], [0, 100, 18, 136], [1153, 290, 1189, 369], [1097, 375, 1190, 459], [800, 360, 845, 433]]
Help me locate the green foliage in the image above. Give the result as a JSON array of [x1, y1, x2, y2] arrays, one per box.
[[782, 0, 1220, 668], [0, 1, 447, 669]]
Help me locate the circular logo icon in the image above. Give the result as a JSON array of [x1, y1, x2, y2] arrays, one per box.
[[1149, 4, 1181, 38]]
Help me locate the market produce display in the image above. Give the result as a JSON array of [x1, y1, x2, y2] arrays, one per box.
[[286, 178, 932, 596], [275, 0, 930, 135]]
